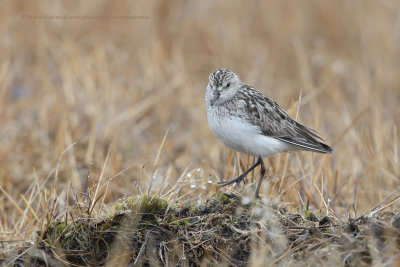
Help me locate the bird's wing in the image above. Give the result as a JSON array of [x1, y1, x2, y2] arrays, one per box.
[[239, 86, 332, 154]]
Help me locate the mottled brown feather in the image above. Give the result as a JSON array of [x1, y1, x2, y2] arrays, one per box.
[[224, 84, 332, 153]]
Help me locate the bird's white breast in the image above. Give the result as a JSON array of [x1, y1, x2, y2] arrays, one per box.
[[206, 106, 291, 157]]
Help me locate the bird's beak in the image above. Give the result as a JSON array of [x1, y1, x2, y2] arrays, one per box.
[[210, 90, 220, 106]]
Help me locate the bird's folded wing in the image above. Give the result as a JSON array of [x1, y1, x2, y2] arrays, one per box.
[[240, 87, 332, 154], [274, 135, 332, 153]]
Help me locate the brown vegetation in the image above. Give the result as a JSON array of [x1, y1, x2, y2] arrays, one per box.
[[1, 0, 400, 266]]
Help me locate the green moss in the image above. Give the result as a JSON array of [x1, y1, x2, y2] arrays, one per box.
[[140, 195, 168, 213], [57, 222, 67, 233], [189, 202, 200, 215], [304, 210, 319, 222], [114, 203, 123, 211], [137, 195, 169, 224], [165, 213, 177, 224], [304, 210, 311, 217], [214, 192, 232, 204], [125, 196, 138, 210]]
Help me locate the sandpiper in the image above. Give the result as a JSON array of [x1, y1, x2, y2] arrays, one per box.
[[205, 68, 332, 198]]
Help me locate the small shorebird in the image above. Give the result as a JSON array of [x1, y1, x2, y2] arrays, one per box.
[[205, 68, 332, 198]]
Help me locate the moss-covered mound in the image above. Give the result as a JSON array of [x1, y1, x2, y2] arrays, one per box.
[[2, 194, 400, 266]]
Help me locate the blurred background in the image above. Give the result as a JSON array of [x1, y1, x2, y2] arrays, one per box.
[[1, 0, 400, 238]]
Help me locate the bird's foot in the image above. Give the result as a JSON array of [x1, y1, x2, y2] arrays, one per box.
[[218, 173, 247, 187]]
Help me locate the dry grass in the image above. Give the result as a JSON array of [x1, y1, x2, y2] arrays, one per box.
[[2, 194, 400, 266], [1, 0, 400, 266]]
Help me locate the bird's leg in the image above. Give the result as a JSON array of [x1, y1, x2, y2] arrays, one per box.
[[218, 156, 262, 187], [254, 157, 266, 199]]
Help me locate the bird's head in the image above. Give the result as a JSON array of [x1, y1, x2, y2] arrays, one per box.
[[207, 69, 241, 106]]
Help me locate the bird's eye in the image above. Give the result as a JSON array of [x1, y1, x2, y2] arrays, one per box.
[[226, 82, 231, 88]]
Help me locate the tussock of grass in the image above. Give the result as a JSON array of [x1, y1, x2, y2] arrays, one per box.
[[2, 194, 400, 266]]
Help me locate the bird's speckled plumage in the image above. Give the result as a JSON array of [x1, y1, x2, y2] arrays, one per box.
[[206, 69, 332, 156]]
